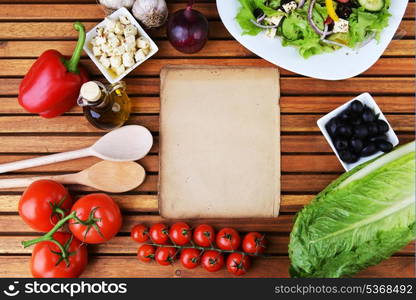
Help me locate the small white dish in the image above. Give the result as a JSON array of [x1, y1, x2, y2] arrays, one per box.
[[317, 93, 399, 171], [84, 7, 159, 84], [217, 1, 408, 80]]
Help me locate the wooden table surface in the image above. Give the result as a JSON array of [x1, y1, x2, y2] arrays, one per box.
[[0, 0, 414, 278]]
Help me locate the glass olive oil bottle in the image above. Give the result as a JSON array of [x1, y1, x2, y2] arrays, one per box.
[[78, 81, 131, 130]]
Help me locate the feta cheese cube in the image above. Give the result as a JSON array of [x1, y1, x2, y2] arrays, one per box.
[[112, 46, 124, 56], [92, 46, 102, 56], [105, 18, 116, 32], [141, 46, 150, 56], [119, 15, 131, 25], [94, 35, 106, 46], [99, 55, 110, 69], [124, 24, 138, 37], [265, 28, 277, 39], [265, 15, 283, 26], [110, 55, 122, 68], [333, 18, 349, 33], [136, 37, 150, 49], [101, 43, 112, 55], [134, 49, 147, 62], [122, 52, 135, 68], [114, 21, 124, 35], [282, 1, 297, 13], [112, 64, 125, 76], [108, 35, 120, 48]]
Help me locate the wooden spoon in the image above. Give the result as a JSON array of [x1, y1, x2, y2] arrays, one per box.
[[0, 125, 153, 174], [0, 161, 146, 193]]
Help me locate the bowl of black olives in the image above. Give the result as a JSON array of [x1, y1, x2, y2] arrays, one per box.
[[317, 93, 399, 171]]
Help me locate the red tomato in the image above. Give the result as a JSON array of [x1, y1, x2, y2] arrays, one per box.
[[169, 222, 191, 245], [242, 232, 267, 255], [193, 224, 215, 247], [226, 253, 251, 276], [68, 193, 122, 244], [131, 224, 149, 243], [31, 232, 87, 278], [18, 180, 72, 232], [216, 228, 241, 250], [180, 248, 201, 269], [149, 223, 169, 244], [137, 244, 155, 262], [201, 250, 224, 272], [336, 0, 350, 3], [155, 247, 177, 266]]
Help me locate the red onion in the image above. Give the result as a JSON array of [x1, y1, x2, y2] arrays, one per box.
[[167, 0, 208, 54], [250, 19, 279, 29], [308, 0, 332, 38]]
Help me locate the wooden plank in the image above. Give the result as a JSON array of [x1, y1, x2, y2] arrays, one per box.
[[0, 235, 413, 255], [0, 154, 342, 173], [0, 134, 413, 154], [0, 20, 413, 40], [1, 77, 415, 97], [1, 57, 415, 77], [0, 256, 414, 278], [0, 3, 218, 20], [0, 40, 414, 59], [0, 114, 412, 133], [0, 95, 414, 114], [0, 174, 341, 193]]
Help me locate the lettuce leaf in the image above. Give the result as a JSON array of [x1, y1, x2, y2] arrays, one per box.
[[289, 141, 416, 278]]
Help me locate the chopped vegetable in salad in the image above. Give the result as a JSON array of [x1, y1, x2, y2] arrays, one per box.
[[236, 0, 391, 58]]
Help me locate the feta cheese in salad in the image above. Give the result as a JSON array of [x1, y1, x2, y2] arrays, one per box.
[[90, 16, 152, 77], [333, 18, 349, 34]]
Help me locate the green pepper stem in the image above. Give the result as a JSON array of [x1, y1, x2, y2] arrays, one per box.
[[64, 21, 86, 73]]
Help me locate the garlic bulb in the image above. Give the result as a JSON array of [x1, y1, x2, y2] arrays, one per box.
[[99, 0, 135, 10], [132, 0, 168, 28]]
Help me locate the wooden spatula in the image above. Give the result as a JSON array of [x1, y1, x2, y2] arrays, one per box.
[[0, 161, 145, 193]]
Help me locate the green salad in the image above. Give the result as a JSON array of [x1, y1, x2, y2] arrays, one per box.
[[236, 0, 391, 58]]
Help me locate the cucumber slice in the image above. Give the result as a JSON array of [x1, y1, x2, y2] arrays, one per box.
[[358, 0, 385, 12]]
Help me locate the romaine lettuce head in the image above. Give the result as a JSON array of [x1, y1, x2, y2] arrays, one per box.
[[289, 141, 416, 278]]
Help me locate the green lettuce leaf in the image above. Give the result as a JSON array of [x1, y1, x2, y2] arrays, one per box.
[[289, 141, 416, 278]]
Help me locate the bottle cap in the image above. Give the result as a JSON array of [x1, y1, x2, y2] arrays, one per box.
[[80, 81, 102, 102]]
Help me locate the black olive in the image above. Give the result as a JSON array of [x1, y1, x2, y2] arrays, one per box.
[[338, 110, 351, 121], [325, 118, 338, 137], [335, 124, 353, 137], [334, 137, 349, 150], [366, 122, 379, 137], [253, 8, 265, 19], [361, 107, 376, 122], [350, 117, 362, 126], [376, 119, 389, 133], [350, 137, 364, 153], [353, 124, 369, 139], [336, 3, 353, 19], [361, 143, 378, 157], [350, 100, 364, 113], [339, 150, 358, 163], [376, 140, 393, 153], [369, 135, 388, 142]]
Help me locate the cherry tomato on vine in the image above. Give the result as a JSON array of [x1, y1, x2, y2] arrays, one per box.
[[242, 232, 267, 255], [201, 250, 224, 272], [169, 222, 192, 245], [19, 180, 72, 232], [30, 232, 87, 278], [155, 247, 177, 266], [193, 224, 215, 247], [131, 224, 149, 243], [216, 228, 241, 250], [180, 248, 201, 269], [68, 193, 122, 244], [137, 244, 155, 262], [226, 253, 251, 276], [149, 223, 169, 244]]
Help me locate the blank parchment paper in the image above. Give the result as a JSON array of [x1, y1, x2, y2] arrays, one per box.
[[159, 66, 280, 218]]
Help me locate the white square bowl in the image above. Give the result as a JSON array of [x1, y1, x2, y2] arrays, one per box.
[[317, 93, 399, 171], [84, 7, 159, 84]]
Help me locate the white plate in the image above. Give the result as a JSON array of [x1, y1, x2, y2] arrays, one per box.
[[216, 1, 408, 80], [84, 7, 159, 84], [317, 93, 399, 171]]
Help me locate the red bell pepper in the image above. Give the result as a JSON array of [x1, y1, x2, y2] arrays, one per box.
[[18, 22, 89, 118]]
